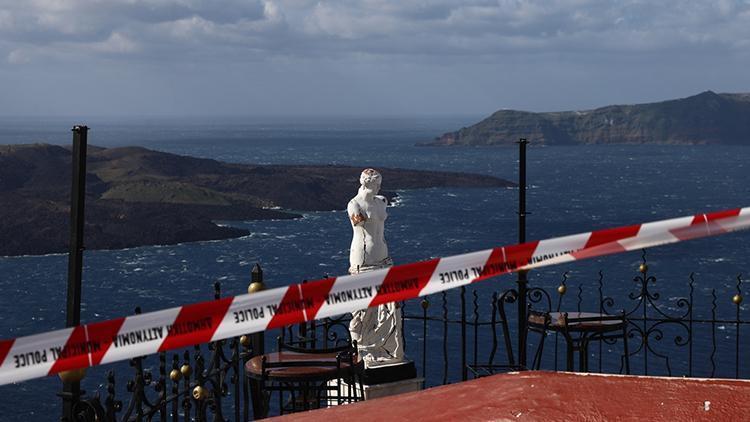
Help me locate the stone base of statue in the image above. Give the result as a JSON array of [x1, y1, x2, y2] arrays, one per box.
[[327, 375, 424, 405], [359, 360, 417, 385], [358, 376, 423, 400]]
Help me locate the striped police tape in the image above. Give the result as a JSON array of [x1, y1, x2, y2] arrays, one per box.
[[1, 206, 749, 386]]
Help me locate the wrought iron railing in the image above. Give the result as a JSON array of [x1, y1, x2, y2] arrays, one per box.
[[400, 251, 747, 383], [66, 253, 747, 421], [69, 282, 255, 422]]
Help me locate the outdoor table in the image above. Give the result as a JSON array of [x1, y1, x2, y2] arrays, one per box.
[[245, 351, 355, 380], [245, 350, 359, 417], [528, 311, 629, 372]]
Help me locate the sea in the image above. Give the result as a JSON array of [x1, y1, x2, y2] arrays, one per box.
[[0, 116, 749, 419]]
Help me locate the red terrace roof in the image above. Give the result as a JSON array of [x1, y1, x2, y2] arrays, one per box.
[[270, 371, 750, 421]]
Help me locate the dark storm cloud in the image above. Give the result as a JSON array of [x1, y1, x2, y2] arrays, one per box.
[[2, 0, 748, 61], [298, 0, 750, 56], [0, 1, 748, 115], [0, 0, 271, 58]]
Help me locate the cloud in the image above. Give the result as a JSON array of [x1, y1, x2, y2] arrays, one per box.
[[0, 0, 749, 117], [296, 0, 750, 57], [90, 32, 139, 54], [0, 0, 748, 65], [0, 0, 274, 62], [7, 49, 30, 64]]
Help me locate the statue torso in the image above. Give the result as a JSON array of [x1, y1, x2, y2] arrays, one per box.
[[348, 194, 388, 271]]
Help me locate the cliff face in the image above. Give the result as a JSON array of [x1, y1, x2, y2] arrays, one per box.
[[0, 144, 513, 256], [426, 91, 750, 146]]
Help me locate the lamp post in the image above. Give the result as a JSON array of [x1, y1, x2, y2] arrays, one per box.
[[60, 125, 88, 420]]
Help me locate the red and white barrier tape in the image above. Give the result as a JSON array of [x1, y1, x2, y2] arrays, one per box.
[[1, 206, 749, 386]]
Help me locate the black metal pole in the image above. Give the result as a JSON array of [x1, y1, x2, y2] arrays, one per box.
[[517, 138, 528, 368], [66, 126, 88, 329], [61, 125, 88, 420], [460, 286, 467, 381], [248, 264, 266, 419], [249, 265, 265, 357]]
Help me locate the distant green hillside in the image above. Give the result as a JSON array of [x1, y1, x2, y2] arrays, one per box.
[[425, 91, 750, 146], [0, 144, 513, 256]]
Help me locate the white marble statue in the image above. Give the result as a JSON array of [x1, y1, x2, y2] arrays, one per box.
[[347, 169, 406, 368]]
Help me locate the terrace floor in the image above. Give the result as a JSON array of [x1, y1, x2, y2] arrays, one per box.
[[271, 371, 750, 421]]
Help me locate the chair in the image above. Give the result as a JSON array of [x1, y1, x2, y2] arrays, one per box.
[[525, 308, 552, 370], [246, 318, 363, 418], [526, 307, 630, 373], [467, 290, 527, 377]]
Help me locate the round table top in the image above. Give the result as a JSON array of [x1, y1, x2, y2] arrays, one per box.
[[531, 311, 625, 332], [245, 351, 354, 380]]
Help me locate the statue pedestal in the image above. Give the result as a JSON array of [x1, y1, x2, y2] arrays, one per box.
[[360, 360, 417, 385], [327, 360, 421, 405], [328, 375, 424, 405], [358, 376, 424, 401]]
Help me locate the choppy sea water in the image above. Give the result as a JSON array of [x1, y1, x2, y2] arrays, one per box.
[[1, 117, 749, 419]]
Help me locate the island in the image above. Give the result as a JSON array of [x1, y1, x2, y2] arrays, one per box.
[[423, 91, 750, 146], [0, 144, 514, 256]]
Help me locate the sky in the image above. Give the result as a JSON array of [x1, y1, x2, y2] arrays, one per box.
[[0, 0, 749, 117]]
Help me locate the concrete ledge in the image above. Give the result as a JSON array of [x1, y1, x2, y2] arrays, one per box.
[[273, 371, 750, 421]]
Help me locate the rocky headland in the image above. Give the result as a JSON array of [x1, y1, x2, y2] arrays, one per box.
[[0, 144, 514, 256], [424, 91, 750, 146]]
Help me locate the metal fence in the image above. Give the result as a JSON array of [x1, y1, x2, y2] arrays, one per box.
[[403, 251, 748, 385], [65, 252, 747, 421], [68, 282, 254, 421]]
